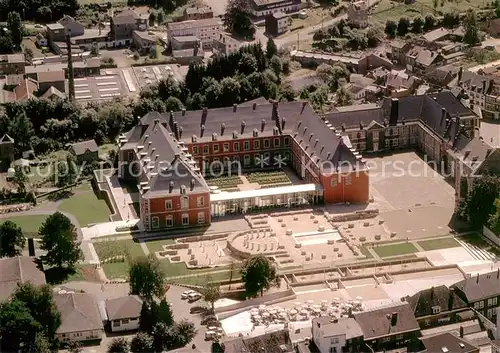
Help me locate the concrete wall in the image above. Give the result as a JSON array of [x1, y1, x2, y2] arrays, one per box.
[[214, 289, 295, 315], [483, 226, 500, 247]]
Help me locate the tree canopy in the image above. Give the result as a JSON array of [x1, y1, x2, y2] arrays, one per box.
[[202, 282, 221, 311], [39, 211, 81, 268], [458, 175, 500, 229], [223, 0, 255, 39], [463, 9, 480, 45], [241, 255, 278, 297], [108, 338, 129, 353], [129, 255, 165, 302], [0, 220, 25, 257]]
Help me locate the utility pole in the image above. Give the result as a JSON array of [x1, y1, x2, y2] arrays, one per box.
[[66, 30, 75, 101]]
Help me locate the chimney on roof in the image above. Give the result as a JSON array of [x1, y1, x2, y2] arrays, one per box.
[[233, 103, 237, 113], [359, 122, 363, 130], [179, 126, 183, 139], [430, 286, 434, 300], [390, 312, 398, 326], [282, 117, 286, 130], [261, 119, 266, 132], [253, 128, 258, 137], [154, 118, 160, 125], [200, 124, 205, 137], [441, 108, 446, 125], [341, 124, 345, 132], [389, 98, 399, 126], [190, 179, 195, 190], [458, 66, 463, 83], [460, 326, 464, 338], [483, 79, 486, 93], [272, 101, 278, 120], [169, 181, 174, 193], [241, 121, 246, 135], [182, 108, 186, 116], [221, 123, 226, 136], [309, 133, 314, 141], [212, 132, 218, 141], [477, 273, 479, 284], [302, 101, 307, 112], [253, 102, 257, 110]]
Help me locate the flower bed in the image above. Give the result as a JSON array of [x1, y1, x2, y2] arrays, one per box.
[[246, 172, 292, 186], [206, 175, 242, 190]]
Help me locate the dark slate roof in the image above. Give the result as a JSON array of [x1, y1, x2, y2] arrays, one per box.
[[71, 139, 98, 155], [420, 332, 478, 353], [0, 256, 46, 301], [354, 303, 419, 340], [105, 295, 143, 320], [224, 330, 293, 353], [55, 293, 103, 334], [405, 285, 467, 318], [453, 270, 500, 302], [113, 9, 140, 25]]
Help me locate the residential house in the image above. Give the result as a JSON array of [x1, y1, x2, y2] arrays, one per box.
[[383, 70, 421, 97], [390, 40, 411, 65], [453, 269, 500, 320], [344, 83, 367, 101], [354, 302, 420, 352], [167, 18, 222, 49], [54, 293, 104, 343], [36, 70, 66, 94], [46, 23, 67, 47], [404, 285, 469, 328], [0, 54, 26, 74], [265, 11, 290, 36], [132, 30, 156, 52], [172, 47, 204, 65], [425, 65, 457, 87], [69, 139, 99, 164], [422, 27, 451, 44], [405, 46, 442, 75], [419, 332, 479, 353], [58, 15, 85, 37], [0, 256, 46, 301], [249, 0, 302, 17], [13, 78, 38, 101], [212, 33, 240, 55], [183, 6, 213, 21], [110, 9, 148, 43], [0, 134, 15, 171], [311, 317, 364, 353], [104, 295, 143, 332], [347, 0, 369, 28], [357, 53, 393, 74], [171, 35, 202, 50], [223, 329, 293, 353], [41, 86, 65, 100]]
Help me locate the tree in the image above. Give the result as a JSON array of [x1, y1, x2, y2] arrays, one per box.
[[39, 212, 81, 268], [385, 20, 397, 38], [270, 55, 283, 78], [108, 338, 129, 353], [458, 175, 499, 229], [139, 301, 154, 332], [489, 197, 500, 234], [412, 16, 424, 33], [241, 254, 278, 297], [55, 154, 78, 188], [176, 319, 197, 346], [7, 12, 23, 50], [367, 26, 383, 47], [336, 86, 352, 107], [316, 63, 335, 83], [433, 0, 438, 9], [157, 11, 164, 24], [37, 6, 52, 19], [442, 11, 459, 28], [279, 81, 296, 101], [310, 84, 330, 112], [165, 96, 184, 112], [397, 17, 410, 36], [202, 282, 221, 311], [148, 12, 156, 27], [238, 53, 258, 75], [424, 14, 436, 31], [12, 165, 28, 194], [152, 322, 176, 351], [223, 0, 255, 39], [130, 333, 153, 353], [0, 220, 26, 257], [129, 255, 165, 302], [0, 300, 40, 352], [158, 299, 174, 326], [9, 112, 34, 152], [266, 38, 278, 59], [496, 6, 500, 18], [463, 9, 480, 45], [68, 341, 83, 353]]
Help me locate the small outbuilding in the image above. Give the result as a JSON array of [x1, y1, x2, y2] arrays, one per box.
[[69, 139, 99, 164], [103, 295, 143, 332]]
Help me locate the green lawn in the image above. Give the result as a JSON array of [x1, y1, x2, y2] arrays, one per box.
[[102, 262, 130, 280], [93, 239, 146, 280], [58, 183, 111, 226], [373, 243, 418, 258], [1, 215, 49, 235], [359, 246, 373, 259], [146, 238, 176, 254], [418, 237, 461, 251], [173, 270, 241, 286]]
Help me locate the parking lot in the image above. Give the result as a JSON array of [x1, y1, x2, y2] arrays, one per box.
[[74, 73, 129, 102], [368, 152, 456, 239], [132, 64, 186, 89]]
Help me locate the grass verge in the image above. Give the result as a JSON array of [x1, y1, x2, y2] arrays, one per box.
[[418, 237, 460, 251], [373, 242, 418, 258]]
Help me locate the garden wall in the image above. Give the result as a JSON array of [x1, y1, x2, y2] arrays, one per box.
[[483, 226, 500, 247]]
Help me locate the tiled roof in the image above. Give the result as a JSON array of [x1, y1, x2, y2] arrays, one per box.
[[0, 256, 46, 301], [71, 139, 98, 155], [354, 302, 419, 340], [423, 27, 450, 42], [113, 9, 139, 25], [453, 269, 500, 302], [37, 70, 65, 83], [55, 293, 104, 334], [313, 317, 363, 340], [224, 329, 293, 353], [421, 332, 478, 353], [105, 295, 143, 320], [167, 18, 221, 31], [41, 86, 65, 100], [405, 285, 467, 318], [15, 78, 38, 101]]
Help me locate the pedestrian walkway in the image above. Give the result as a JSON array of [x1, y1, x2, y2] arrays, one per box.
[[455, 238, 498, 261]]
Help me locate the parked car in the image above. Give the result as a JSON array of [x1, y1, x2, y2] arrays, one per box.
[[201, 315, 217, 325], [181, 290, 196, 299], [190, 305, 208, 314], [188, 292, 202, 302]]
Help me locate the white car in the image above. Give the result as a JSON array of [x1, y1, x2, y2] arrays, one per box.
[[181, 290, 196, 299]]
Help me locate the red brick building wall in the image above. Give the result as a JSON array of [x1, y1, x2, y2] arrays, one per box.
[[321, 171, 369, 204]]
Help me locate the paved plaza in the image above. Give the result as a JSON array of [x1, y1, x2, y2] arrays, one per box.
[[74, 73, 129, 101]]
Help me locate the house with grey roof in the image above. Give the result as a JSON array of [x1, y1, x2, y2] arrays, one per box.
[[70, 139, 99, 164], [54, 293, 104, 343], [405, 46, 443, 75], [0, 256, 46, 301], [453, 269, 500, 320], [110, 9, 148, 42], [354, 302, 420, 352], [419, 332, 479, 353], [104, 295, 143, 332], [224, 329, 293, 353], [311, 317, 364, 353]]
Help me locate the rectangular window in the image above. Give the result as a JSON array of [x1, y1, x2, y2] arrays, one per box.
[[165, 200, 172, 210], [113, 320, 121, 326], [432, 306, 441, 314], [233, 156, 240, 162], [274, 138, 280, 147], [198, 212, 205, 224], [284, 137, 290, 146], [244, 141, 250, 150], [166, 216, 173, 227], [489, 297, 498, 306], [223, 143, 229, 152], [395, 334, 404, 340], [488, 308, 495, 318], [197, 196, 204, 207], [244, 155, 251, 166], [180, 196, 189, 209], [264, 139, 270, 148], [234, 142, 240, 151], [254, 140, 260, 149], [128, 152, 134, 161], [213, 144, 219, 153], [122, 319, 129, 324], [203, 145, 209, 154], [345, 175, 352, 186], [182, 214, 189, 225], [151, 216, 159, 229], [193, 146, 199, 155]]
